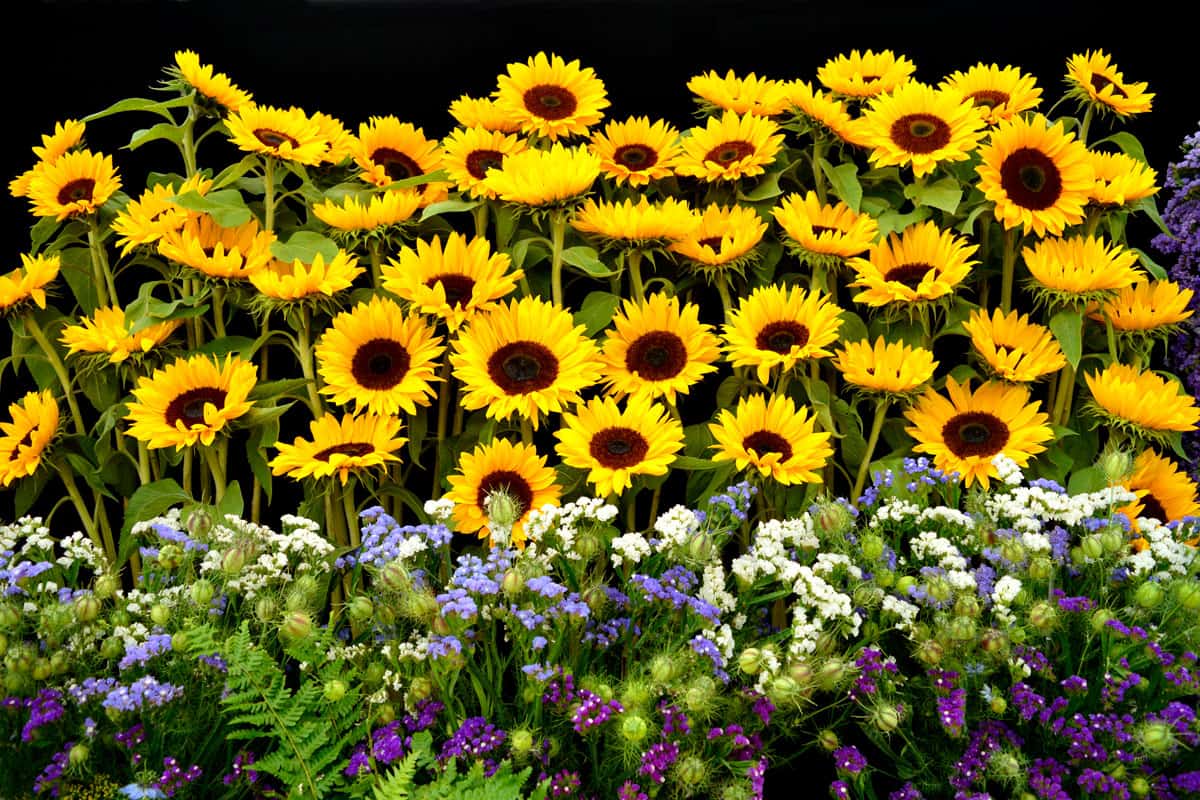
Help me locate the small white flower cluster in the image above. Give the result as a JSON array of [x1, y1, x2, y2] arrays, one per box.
[[730, 516, 818, 584], [991, 453, 1024, 486], [783, 564, 859, 657], [610, 532, 652, 567], [991, 575, 1023, 626], [524, 497, 618, 560], [867, 498, 924, 528], [945, 569, 978, 593], [1021, 531, 1053, 553], [813, 552, 862, 581], [197, 512, 336, 600], [0, 516, 56, 558], [881, 594, 920, 632], [56, 531, 106, 571], [1123, 516, 1197, 578], [917, 506, 976, 531], [909, 531, 968, 571], [984, 484, 1139, 534], [651, 504, 701, 550], [699, 560, 737, 613], [423, 498, 456, 526]]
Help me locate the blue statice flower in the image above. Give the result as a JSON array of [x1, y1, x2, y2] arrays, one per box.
[[436, 588, 478, 621], [689, 634, 730, 683], [102, 676, 184, 711], [119, 784, 166, 799], [426, 635, 462, 660], [150, 521, 209, 552], [526, 575, 567, 598], [339, 507, 453, 569], [119, 633, 174, 671]]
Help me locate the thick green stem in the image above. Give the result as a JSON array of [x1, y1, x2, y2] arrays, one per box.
[[1106, 319, 1120, 364], [1052, 364, 1077, 427], [433, 359, 452, 498], [23, 315, 86, 435], [1078, 103, 1095, 148], [341, 480, 361, 549], [627, 249, 646, 304], [812, 138, 828, 205], [263, 157, 277, 233], [201, 443, 227, 504], [86, 216, 115, 309], [473, 204, 489, 239], [1000, 227, 1019, 313], [853, 399, 890, 504], [714, 273, 735, 324], [297, 309, 324, 415], [368, 240, 383, 288], [549, 210, 567, 306], [136, 440, 151, 486], [180, 107, 199, 178], [55, 464, 101, 557], [211, 286, 227, 339]]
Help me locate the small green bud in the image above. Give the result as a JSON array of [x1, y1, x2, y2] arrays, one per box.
[[684, 675, 716, 714], [817, 729, 840, 751], [871, 703, 901, 733], [74, 595, 101, 624], [157, 544, 184, 570], [815, 657, 848, 691], [914, 639, 944, 666], [375, 703, 396, 725], [955, 595, 981, 619], [279, 611, 314, 644], [621, 713, 650, 743], [1028, 556, 1054, 581], [1100, 529, 1125, 554], [190, 579, 215, 608], [377, 560, 410, 593], [767, 675, 802, 706], [171, 631, 189, 653], [68, 743, 89, 767], [860, 534, 885, 562], [323, 680, 347, 702], [947, 616, 977, 642], [990, 752, 1021, 780], [364, 662, 387, 686], [49, 651, 69, 675], [1081, 535, 1105, 561], [874, 568, 895, 588], [33, 658, 52, 681], [0, 633, 7, 658], [895, 575, 917, 595], [93, 574, 119, 600], [1135, 582, 1165, 609], [509, 728, 534, 757], [1028, 600, 1059, 633], [1099, 447, 1134, 483], [149, 604, 170, 626], [346, 596, 374, 623], [0, 604, 20, 630], [254, 596, 278, 624]]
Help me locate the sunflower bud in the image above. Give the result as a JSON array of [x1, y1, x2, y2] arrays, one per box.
[[346, 595, 374, 623], [621, 713, 650, 743], [323, 679, 347, 702], [1135, 581, 1165, 609], [1099, 447, 1134, 483], [74, 595, 101, 624], [190, 579, 215, 608]]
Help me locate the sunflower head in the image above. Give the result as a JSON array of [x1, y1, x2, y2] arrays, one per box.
[[669, 203, 768, 280], [846, 220, 977, 312], [939, 63, 1042, 124], [0, 253, 60, 316], [708, 393, 833, 485], [1094, 280, 1194, 346], [1084, 364, 1200, 444], [446, 438, 561, 548], [687, 69, 792, 117], [724, 284, 845, 385], [60, 305, 182, 366], [270, 412, 406, 486], [1086, 150, 1159, 207], [674, 110, 785, 183], [171, 50, 253, 115], [1118, 449, 1200, 534], [480, 143, 601, 211], [816, 49, 916, 99], [589, 116, 682, 187], [962, 308, 1066, 383], [26, 150, 121, 221], [1022, 235, 1144, 310], [571, 195, 700, 253], [352, 116, 445, 195], [10, 120, 88, 200], [852, 81, 986, 178], [441, 126, 527, 199], [494, 51, 610, 141], [225, 104, 329, 165], [1064, 50, 1154, 119], [0, 390, 59, 488], [157, 213, 277, 284], [783, 81, 860, 144], [248, 249, 364, 311], [772, 191, 879, 271], [449, 94, 523, 133], [311, 189, 422, 252], [125, 354, 257, 450], [832, 337, 937, 400], [112, 174, 213, 256]]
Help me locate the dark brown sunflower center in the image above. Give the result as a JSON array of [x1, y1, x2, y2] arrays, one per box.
[[1140, 494, 1168, 523], [371, 147, 423, 182], [612, 144, 659, 170], [884, 262, 935, 289], [742, 430, 793, 462], [476, 470, 534, 515], [967, 90, 1010, 109], [588, 426, 650, 469], [1090, 74, 1126, 97], [625, 331, 688, 381], [487, 341, 559, 394], [704, 140, 756, 166], [56, 178, 95, 206], [890, 113, 952, 154], [942, 411, 1010, 458], [16, 431, 33, 450], [859, 74, 881, 82], [999, 147, 1063, 211], [165, 387, 228, 428], [810, 224, 839, 236], [697, 236, 725, 251], [465, 149, 505, 180], [755, 321, 810, 354], [351, 338, 411, 390], [523, 85, 578, 120], [313, 442, 375, 461], [425, 274, 476, 308], [253, 128, 299, 149]]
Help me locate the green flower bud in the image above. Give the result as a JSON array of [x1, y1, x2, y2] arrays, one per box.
[[279, 611, 314, 644], [33, 658, 52, 681], [999, 540, 1026, 565], [738, 648, 764, 675], [948, 616, 977, 642], [1131, 776, 1151, 796], [323, 680, 347, 702], [1070, 546, 1087, 566], [375, 703, 396, 724], [1028, 600, 1059, 633], [285, 587, 313, 613], [1099, 448, 1134, 483], [989, 695, 1007, 714], [377, 560, 411, 593], [871, 703, 901, 733], [1172, 580, 1200, 610], [74, 595, 101, 624], [685, 532, 716, 565], [674, 755, 708, 787], [817, 729, 840, 751], [68, 743, 89, 767], [93, 574, 119, 600], [291, 574, 322, 603], [484, 487, 523, 531], [408, 676, 433, 702], [621, 713, 649, 743], [221, 546, 248, 576], [501, 569, 524, 597], [254, 596, 278, 624], [1100, 529, 1125, 554], [619, 679, 654, 710], [149, 604, 170, 626], [1135, 582, 1165, 610], [171, 631, 189, 653], [874, 568, 895, 588], [50, 651, 69, 675], [1028, 556, 1054, 581], [895, 575, 917, 595], [157, 544, 184, 570], [955, 595, 981, 619], [582, 585, 608, 616], [186, 507, 214, 537], [0, 604, 19, 630], [767, 675, 802, 706], [814, 498, 854, 538], [788, 660, 814, 687], [1090, 608, 1115, 634], [363, 662, 387, 686], [109, 609, 131, 627], [816, 657, 849, 691], [927, 576, 952, 603], [346, 596, 374, 623], [914, 639, 944, 666], [100, 636, 124, 661], [574, 532, 602, 562], [190, 579, 215, 608], [509, 728, 534, 757], [860, 534, 885, 562], [1082, 535, 1105, 561], [1138, 721, 1175, 754], [405, 590, 440, 623], [684, 675, 716, 714], [649, 654, 678, 685]]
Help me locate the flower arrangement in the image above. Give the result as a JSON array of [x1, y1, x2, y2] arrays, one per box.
[[1, 46, 1199, 799]]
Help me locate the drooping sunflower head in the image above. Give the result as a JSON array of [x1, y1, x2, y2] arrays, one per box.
[[976, 113, 1094, 237], [0, 391, 59, 488], [1118, 449, 1200, 534], [480, 143, 601, 209], [904, 377, 1053, 488], [708, 393, 833, 485], [171, 50, 253, 115], [1095, 280, 1194, 341], [112, 174, 213, 256], [269, 412, 406, 486], [783, 80, 860, 143], [248, 249, 364, 309], [1064, 50, 1154, 118], [311, 189, 422, 247], [381, 233, 522, 331], [674, 110, 785, 183], [0, 253, 60, 315], [669, 203, 768, 279], [353, 116, 444, 191], [1021, 235, 1144, 309], [816, 49, 917, 99], [60, 305, 182, 366], [599, 292, 721, 405], [451, 295, 601, 429], [832, 337, 937, 399], [724, 284, 845, 385], [441, 126, 527, 199], [1086, 150, 1159, 207], [157, 213, 276, 283], [448, 94, 523, 133], [225, 104, 328, 165], [446, 438, 561, 548], [494, 51, 610, 140], [962, 308, 1066, 383], [589, 116, 683, 187], [939, 63, 1042, 124], [26, 150, 121, 221], [847, 220, 978, 310], [686, 69, 792, 117], [772, 191, 879, 271], [1084, 363, 1200, 443], [571, 195, 700, 252], [10, 119, 87, 199], [315, 295, 445, 417], [852, 81, 986, 177], [555, 393, 684, 498], [125, 354, 257, 450], [311, 112, 356, 166]]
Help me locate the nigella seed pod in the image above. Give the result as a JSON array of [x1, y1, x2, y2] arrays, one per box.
[[979, 628, 1009, 657], [279, 610, 314, 643], [817, 729, 840, 751], [1098, 448, 1134, 483], [1090, 608, 1115, 633], [408, 676, 433, 701], [1130, 777, 1151, 796], [100, 636, 124, 661], [1081, 535, 1105, 561], [999, 540, 1026, 565], [1100, 529, 1125, 554], [815, 657, 849, 691], [1135, 581, 1165, 609], [1138, 721, 1175, 753], [323, 679, 347, 702], [619, 679, 654, 710], [674, 755, 708, 787], [254, 596, 278, 623], [157, 544, 184, 570], [874, 568, 895, 588], [363, 662, 387, 686], [501, 568, 524, 596], [32, 658, 51, 681], [684, 675, 717, 714], [620, 713, 649, 743], [947, 616, 976, 642], [0, 633, 7, 658], [171, 631, 190, 652], [50, 652, 69, 675], [1027, 600, 1058, 633], [221, 546, 248, 576], [0, 605, 20, 630], [767, 675, 802, 706], [574, 532, 602, 562], [186, 507, 213, 537], [989, 695, 1007, 714], [93, 574, 119, 600], [989, 752, 1021, 781], [871, 703, 901, 733], [375, 703, 397, 724], [814, 498, 854, 538], [484, 488, 523, 532], [1028, 556, 1054, 581], [738, 647, 763, 675], [346, 596, 374, 623], [150, 604, 171, 626], [68, 744, 89, 767], [914, 639, 944, 666], [649, 654, 678, 685], [684, 532, 716, 564], [377, 559, 410, 593], [860, 534, 885, 562], [509, 728, 535, 757], [190, 579, 215, 607], [74, 595, 101, 624]]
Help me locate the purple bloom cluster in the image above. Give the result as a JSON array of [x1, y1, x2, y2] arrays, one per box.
[[949, 720, 1022, 794], [570, 689, 623, 733], [223, 751, 261, 787], [832, 745, 868, 774], [153, 757, 202, 797], [119, 633, 173, 671], [638, 740, 678, 784], [343, 700, 442, 778], [33, 740, 73, 797], [149, 520, 208, 552], [629, 567, 721, 624], [439, 716, 507, 761], [689, 634, 729, 683], [102, 676, 184, 712], [20, 688, 65, 742], [852, 647, 898, 699], [337, 506, 453, 569]]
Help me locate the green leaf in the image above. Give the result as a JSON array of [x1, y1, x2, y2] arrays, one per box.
[[171, 188, 252, 227], [1133, 196, 1171, 236], [673, 456, 719, 471], [14, 469, 52, 517], [128, 122, 185, 151], [838, 310, 870, 344], [240, 402, 295, 428], [83, 94, 193, 123], [57, 247, 99, 314], [1091, 131, 1147, 163], [904, 177, 962, 214], [420, 198, 482, 220], [121, 479, 191, 540], [560, 246, 616, 277], [819, 158, 862, 211], [249, 377, 311, 401], [198, 336, 257, 358], [875, 207, 932, 238], [217, 480, 245, 520], [1131, 247, 1168, 280], [1048, 309, 1083, 368], [1067, 466, 1107, 495], [738, 171, 783, 202], [211, 154, 262, 191], [246, 423, 276, 503], [573, 291, 622, 336], [269, 230, 340, 264]]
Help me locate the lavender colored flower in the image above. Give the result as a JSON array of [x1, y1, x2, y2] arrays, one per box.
[[21, 688, 65, 742], [618, 781, 649, 800], [102, 676, 184, 712], [638, 741, 679, 784], [34, 741, 73, 796], [154, 757, 202, 797], [937, 689, 968, 736], [830, 779, 851, 799], [119, 633, 174, 671], [833, 745, 867, 774], [889, 783, 924, 800], [571, 689, 623, 733], [440, 716, 507, 761], [426, 634, 462, 660]]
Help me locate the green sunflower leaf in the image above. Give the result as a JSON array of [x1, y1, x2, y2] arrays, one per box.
[[818, 158, 863, 211], [270, 230, 340, 264], [170, 188, 252, 228], [573, 291, 622, 336], [1048, 309, 1083, 369], [560, 246, 616, 277], [83, 95, 193, 123]]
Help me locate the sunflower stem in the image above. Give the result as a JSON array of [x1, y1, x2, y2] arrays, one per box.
[[23, 314, 87, 436], [263, 157, 277, 233], [626, 487, 640, 532], [341, 479, 361, 549], [647, 485, 662, 530], [1000, 227, 1019, 313], [296, 308, 324, 415], [549, 210, 567, 306], [853, 398, 890, 504], [520, 417, 533, 445], [473, 204, 489, 239], [136, 439, 151, 486], [1078, 103, 1095, 148], [211, 286, 227, 339], [180, 106, 199, 178], [811, 138, 828, 205], [86, 216, 116, 309], [627, 249, 646, 304], [1052, 364, 1077, 428], [54, 463, 102, 559], [368, 240, 383, 288], [201, 443, 227, 504], [1106, 318, 1121, 364], [714, 273, 735, 324], [182, 448, 193, 499], [433, 359, 453, 498], [1086, 207, 1103, 237]]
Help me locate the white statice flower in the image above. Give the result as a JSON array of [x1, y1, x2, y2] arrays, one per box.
[[910, 532, 965, 570], [984, 484, 1139, 534], [524, 497, 618, 561], [1137, 517, 1198, 577], [869, 498, 923, 528], [946, 569, 977, 593], [991, 453, 1024, 486], [1021, 531, 1052, 553], [713, 623, 735, 660], [992, 575, 1022, 605], [881, 594, 919, 632], [699, 561, 737, 613], [1123, 549, 1158, 578], [653, 505, 702, 550], [813, 553, 862, 580], [56, 531, 106, 571], [18, 520, 56, 556], [610, 533, 652, 568], [197, 512, 336, 601], [423, 498, 456, 526], [788, 566, 860, 648], [730, 516, 819, 584]]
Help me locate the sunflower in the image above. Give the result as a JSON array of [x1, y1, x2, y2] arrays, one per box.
[[962, 308, 1066, 383], [0, 253, 59, 314], [1084, 363, 1200, 441], [571, 196, 699, 251], [111, 174, 213, 256], [709, 393, 833, 485], [353, 116, 444, 190], [1086, 150, 1158, 206], [269, 412, 406, 486], [249, 250, 364, 302], [784, 80, 860, 143], [852, 81, 986, 177], [448, 94, 522, 133], [669, 203, 768, 277], [60, 305, 181, 364], [599, 292, 721, 404], [158, 214, 276, 282], [847, 220, 977, 308], [445, 438, 561, 548], [687, 69, 791, 117], [589, 116, 682, 187], [311, 190, 422, 233], [772, 191, 879, 270], [832, 337, 937, 398], [311, 112, 356, 165], [494, 51, 610, 140], [1022, 235, 1143, 308], [25, 150, 120, 221], [481, 143, 601, 208], [1119, 449, 1200, 531], [441, 126, 527, 199], [9, 119, 87, 199], [554, 394, 684, 497], [451, 296, 600, 429], [315, 296, 444, 417], [225, 104, 328, 165], [1097, 280, 1194, 336], [904, 377, 1053, 488], [674, 110, 784, 182], [125, 354, 256, 450], [0, 391, 59, 488], [816, 50, 916, 99], [976, 113, 1094, 237], [172, 50, 253, 114], [381, 233, 522, 331], [939, 63, 1042, 124], [723, 284, 844, 384], [1064, 50, 1154, 118]]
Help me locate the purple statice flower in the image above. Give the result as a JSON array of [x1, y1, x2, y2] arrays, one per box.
[[660, 700, 690, 736], [1060, 675, 1089, 695], [150, 521, 208, 552], [426, 635, 462, 660], [542, 671, 576, 705], [1173, 772, 1200, 793], [340, 507, 453, 569], [830, 780, 851, 799], [1013, 645, 1053, 676], [749, 692, 775, 725], [548, 593, 590, 619], [1102, 671, 1143, 706], [1056, 594, 1095, 613], [852, 648, 899, 700], [1029, 758, 1071, 800], [440, 716, 506, 761], [833, 745, 867, 774], [153, 757, 202, 797], [1047, 526, 1070, 563], [973, 564, 996, 602], [937, 689, 968, 737], [522, 662, 558, 682], [115, 724, 146, 749], [509, 605, 547, 630], [582, 616, 638, 647], [618, 781, 649, 800], [747, 756, 768, 800], [21, 688, 65, 742], [526, 575, 567, 599], [570, 690, 623, 733], [223, 751, 261, 786], [436, 588, 478, 621], [33, 741, 73, 797], [689, 634, 729, 683], [639, 741, 679, 784], [547, 769, 581, 797], [69, 677, 119, 704], [629, 570, 721, 624], [949, 721, 1022, 794], [119, 633, 174, 671], [889, 783, 924, 800], [198, 653, 227, 672], [102, 676, 184, 712]]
